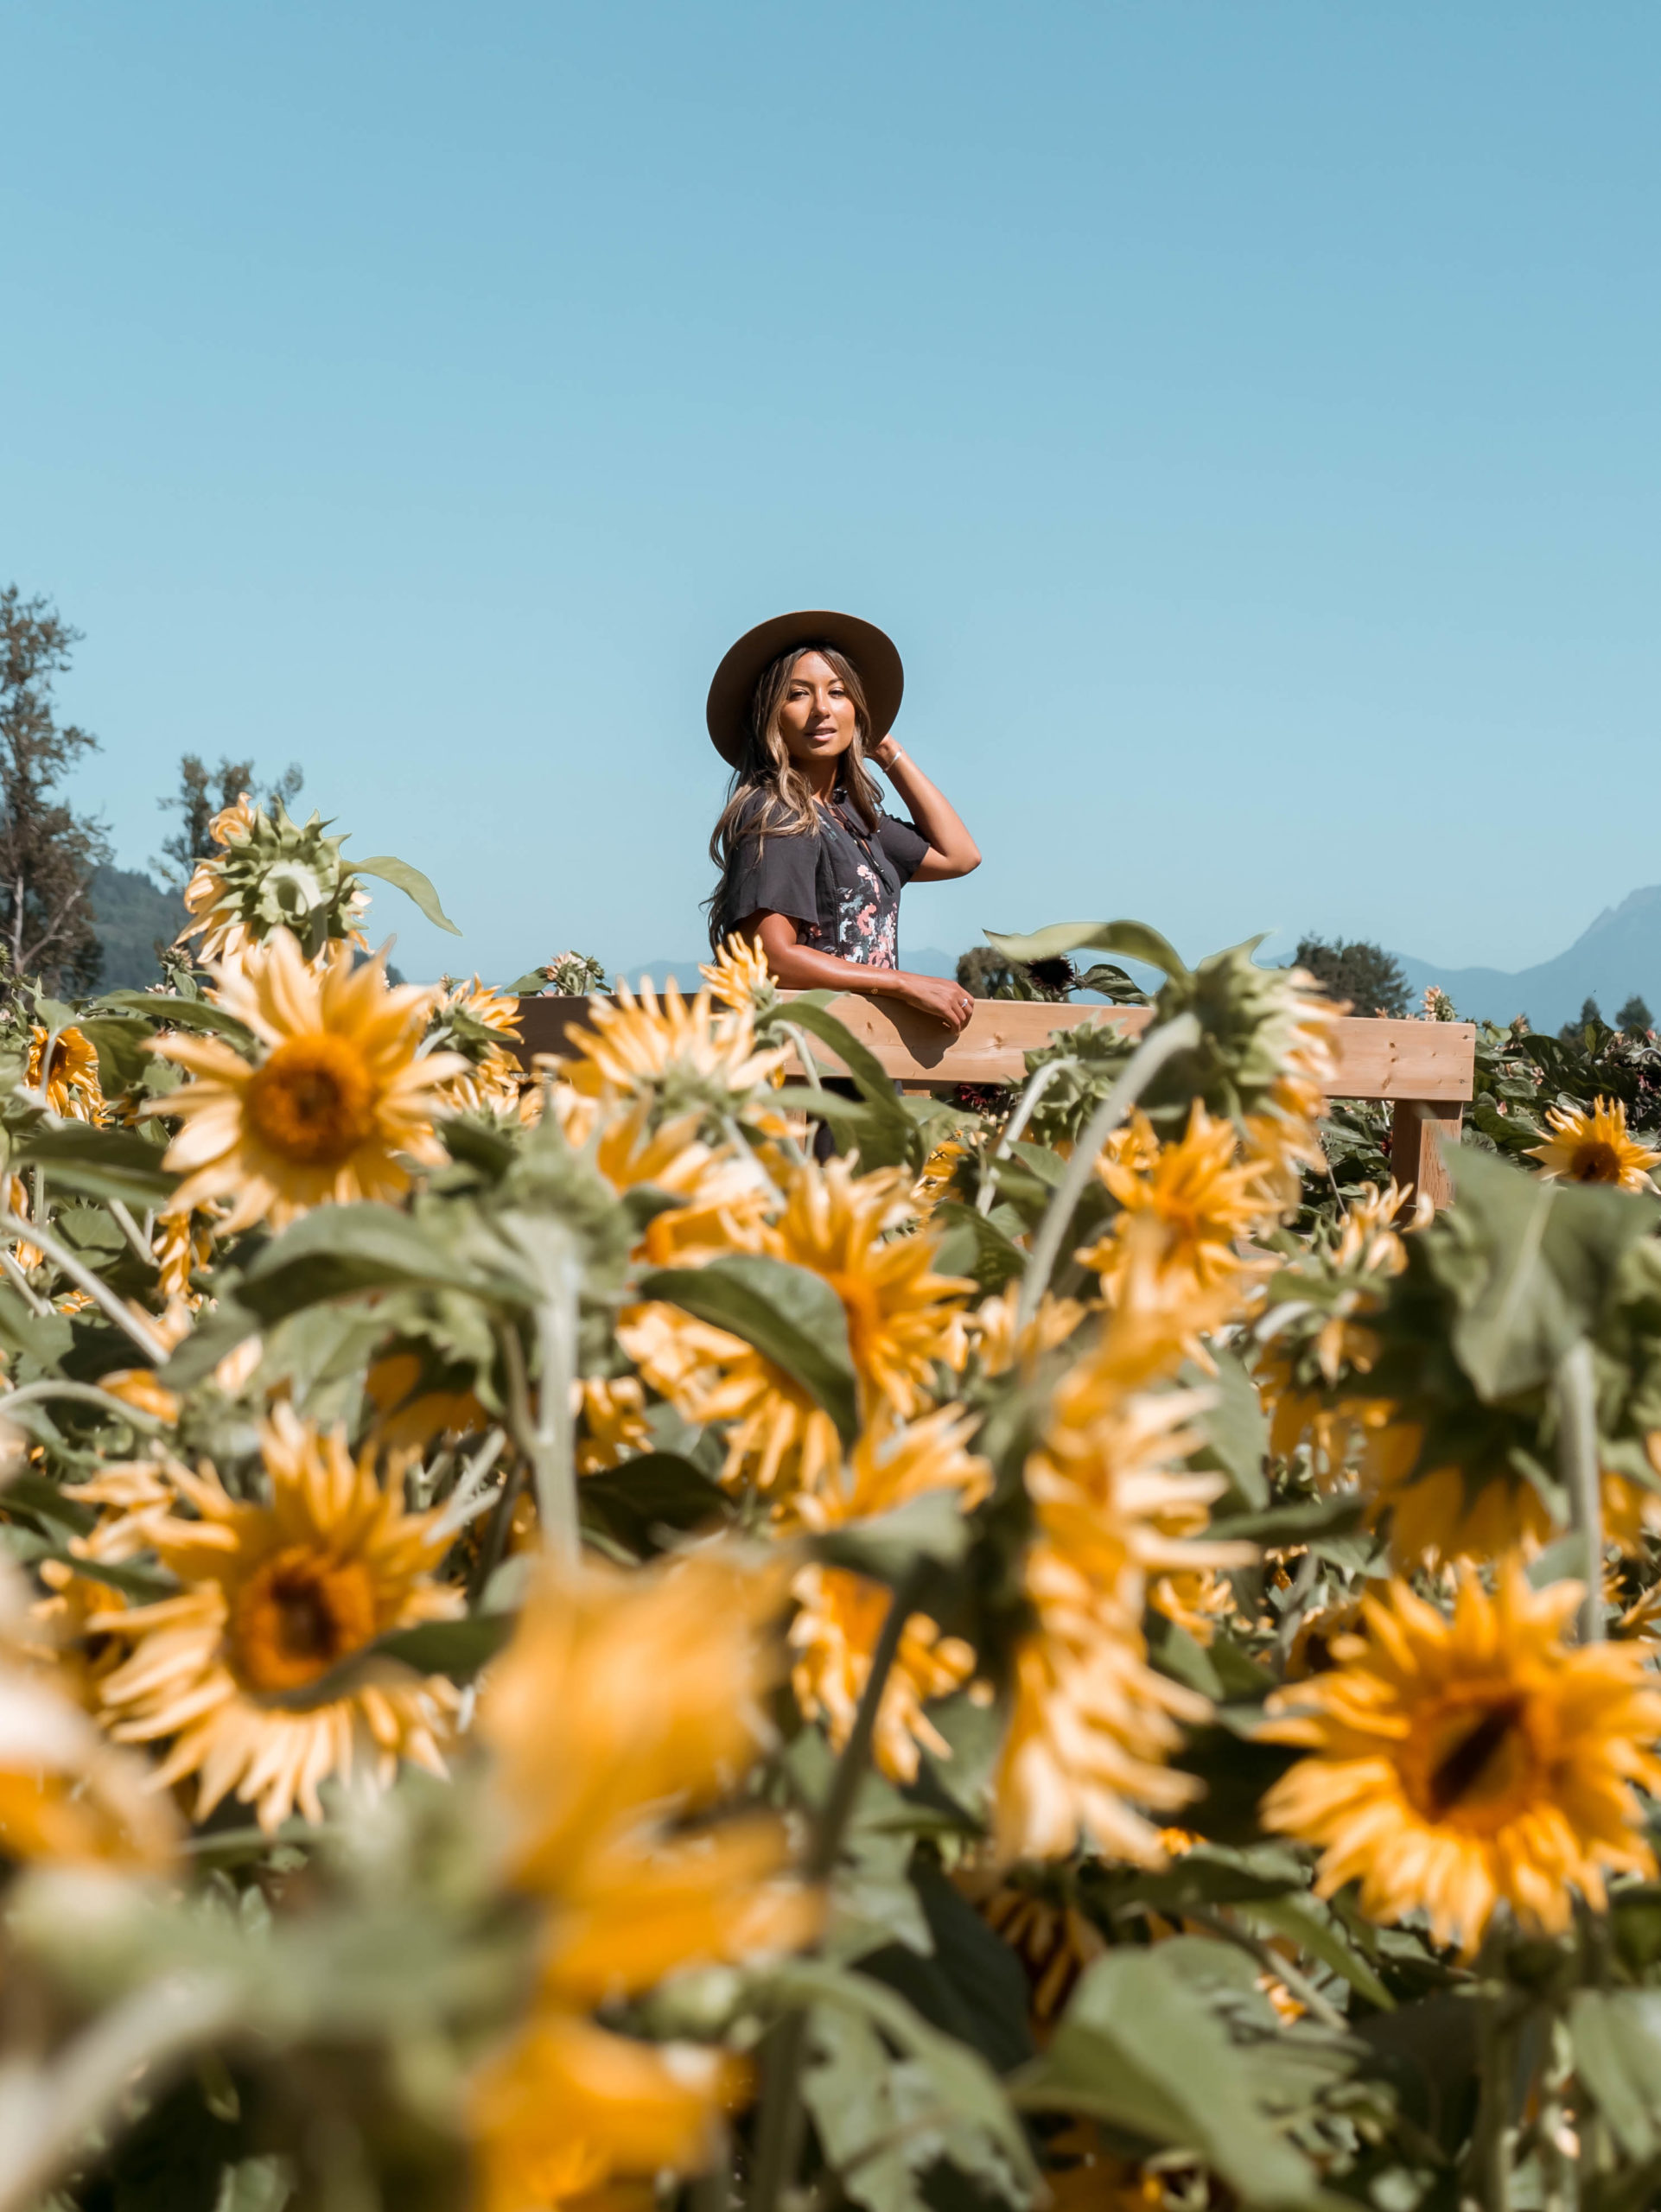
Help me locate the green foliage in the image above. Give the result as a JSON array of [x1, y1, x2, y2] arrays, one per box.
[[1293, 935, 1410, 1020]]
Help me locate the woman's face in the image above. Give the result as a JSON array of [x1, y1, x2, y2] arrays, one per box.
[[775, 651, 858, 766]]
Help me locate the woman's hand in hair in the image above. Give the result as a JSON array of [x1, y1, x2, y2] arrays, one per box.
[[869, 733, 902, 770]]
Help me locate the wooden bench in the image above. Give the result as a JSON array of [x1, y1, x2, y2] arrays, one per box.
[[512, 993, 1478, 1211]]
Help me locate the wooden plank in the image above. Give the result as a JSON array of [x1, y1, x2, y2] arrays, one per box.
[[509, 993, 1476, 1104], [1390, 1099, 1463, 1211]]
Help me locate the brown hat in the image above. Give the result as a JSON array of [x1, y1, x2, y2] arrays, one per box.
[[705, 609, 904, 766]]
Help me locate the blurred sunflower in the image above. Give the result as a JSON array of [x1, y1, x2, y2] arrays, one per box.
[[0, 1554, 175, 1868], [968, 1284, 1087, 1379], [438, 976, 526, 1116], [152, 1209, 213, 1302], [699, 932, 778, 1015], [554, 1095, 773, 1265], [995, 1316, 1251, 1862], [962, 1872, 1105, 2040], [1261, 1562, 1661, 1953], [558, 978, 787, 1126], [25, 1023, 103, 1121], [149, 928, 465, 1232], [92, 1405, 461, 1830], [623, 1159, 969, 1501], [471, 1550, 816, 2212], [1081, 1103, 1273, 1309], [574, 1375, 653, 1474], [1527, 1097, 1661, 1192], [364, 1351, 491, 1450], [786, 1408, 990, 1782]]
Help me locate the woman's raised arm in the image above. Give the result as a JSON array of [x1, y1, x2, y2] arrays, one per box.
[[869, 737, 981, 881]]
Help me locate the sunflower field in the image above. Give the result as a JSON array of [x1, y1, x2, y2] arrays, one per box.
[[5, 796, 1661, 2212]]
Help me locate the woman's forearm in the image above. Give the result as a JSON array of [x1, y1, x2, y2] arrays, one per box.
[[748, 914, 905, 995], [877, 745, 980, 877]]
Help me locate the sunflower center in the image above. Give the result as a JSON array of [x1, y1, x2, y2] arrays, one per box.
[[245, 1035, 377, 1167], [1569, 1143, 1624, 1184], [1409, 1693, 1537, 1830], [232, 1546, 379, 1692]]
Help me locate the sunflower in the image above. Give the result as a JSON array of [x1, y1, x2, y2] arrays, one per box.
[[0, 1554, 175, 1868], [574, 1375, 654, 1474], [438, 976, 527, 1116], [1527, 1097, 1661, 1192], [148, 928, 466, 1233], [994, 1313, 1252, 1863], [699, 933, 778, 1016], [962, 1871, 1106, 2038], [363, 1351, 491, 1450], [968, 1285, 1087, 1379], [1080, 1103, 1274, 1311], [91, 1405, 461, 1831], [558, 978, 787, 1127], [152, 1209, 213, 1303], [623, 1159, 968, 1501], [25, 1023, 103, 1122], [554, 1095, 773, 1266], [470, 1550, 815, 2212], [786, 1408, 990, 1782], [1261, 1562, 1661, 1953]]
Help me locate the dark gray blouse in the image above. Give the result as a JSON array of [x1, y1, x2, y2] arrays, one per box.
[[726, 794, 929, 969]]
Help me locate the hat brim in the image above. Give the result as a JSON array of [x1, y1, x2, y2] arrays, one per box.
[[705, 610, 904, 766]]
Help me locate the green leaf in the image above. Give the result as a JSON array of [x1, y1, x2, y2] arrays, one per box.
[[984, 920, 1189, 983], [97, 990, 258, 1047], [75, 1015, 162, 1097], [1019, 1948, 1341, 2209], [353, 855, 461, 934], [237, 1205, 525, 1323], [768, 1956, 1037, 2202], [1189, 1348, 1269, 1510], [1570, 1989, 1661, 2160], [579, 1452, 731, 1553], [638, 1254, 859, 1447], [14, 1122, 179, 1208], [773, 1088, 913, 1173], [813, 1487, 976, 1589], [1244, 1894, 1396, 2012], [931, 1201, 1028, 1294], [1210, 1492, 1367, 1545]]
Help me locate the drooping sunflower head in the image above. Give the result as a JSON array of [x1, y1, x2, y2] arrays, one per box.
[[25, 1023, 103, 1122], [1261, 1561, 1661, 1953], [149, 928, 466, 1231], [430, 975, 526, 1116], [180, 795, 368, 962], [92, 1404, 461, 1830], [557, 978, 787, 1128], [1528, 1097, 1661, 1192]]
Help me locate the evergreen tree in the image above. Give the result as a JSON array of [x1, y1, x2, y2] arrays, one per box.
[[1560, 995, 1606, 1045], [1617, 994, 1654, 1038], [156, 754, 302, 890], [1294, 936, 1410, 1018], [0, 587, 111, 993]]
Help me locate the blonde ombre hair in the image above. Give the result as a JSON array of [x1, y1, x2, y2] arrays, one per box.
[[706, 645, 884, 948]]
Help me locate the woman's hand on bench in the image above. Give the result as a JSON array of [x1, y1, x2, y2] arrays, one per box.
[[886, 971, 976, 1033]]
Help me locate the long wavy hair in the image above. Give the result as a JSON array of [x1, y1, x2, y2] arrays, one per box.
[[706, 645, 883, 949]]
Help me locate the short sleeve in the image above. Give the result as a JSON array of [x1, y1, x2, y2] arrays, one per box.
[[726, 809, 822, 931], [876, 811, 930, 886]]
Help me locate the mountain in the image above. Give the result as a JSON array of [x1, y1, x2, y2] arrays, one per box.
[[89, 864, 183, 991], [1393, 886, 1661, 1031]]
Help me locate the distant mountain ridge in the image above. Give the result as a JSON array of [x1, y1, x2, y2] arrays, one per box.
[[1393, 885, 1661, 1031], [91, 864, 181, 991]]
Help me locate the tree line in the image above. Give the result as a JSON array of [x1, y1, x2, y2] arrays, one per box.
[[0, 585, 300, 994]]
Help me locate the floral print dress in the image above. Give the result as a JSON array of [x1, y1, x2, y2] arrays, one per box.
[[722, 792, 929, 969]]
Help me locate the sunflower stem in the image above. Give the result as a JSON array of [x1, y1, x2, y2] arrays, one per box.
[[1015, 1012, 1201, 1331], [976, 1056, 1080, 1216], [1473, 1992, 1517, 2212], [531, 1257, 581, 1567], [1556, 1338, 1603, 1643], [749, 1564, 929, 2212], [1183, 1904, 1349, 2032], [107, 1200, 156, 1268], [0, 1211, 169, 1364], [0, 1379, 169, 1433]]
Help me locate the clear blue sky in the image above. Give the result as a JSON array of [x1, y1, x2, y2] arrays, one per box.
[[4, 3, 1658, 985]]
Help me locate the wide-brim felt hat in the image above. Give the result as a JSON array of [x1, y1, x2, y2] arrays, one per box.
[[706, 609, 904, 766]]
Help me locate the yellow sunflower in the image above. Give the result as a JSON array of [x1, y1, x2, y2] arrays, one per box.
[[968, 1285, 1087, 1379], [698, 933, 778, 1015], [786, 1408, 990, 1782], [91, 1405, 461, 1831], [574, 1376, 654, 1474], [470, 1549, 816, 2212], [149, 928, 466, 1232], [1261, 1562, 1661, 1953], [558, 978, 787, 1123], [363, 1351, 491, 1450], [1080, 1103, 1274, 1310], [25, 1023, 103, 1122], [152, 1210, 213, 1303], [0, 1554, 175, 1868], [554, 1094, 773, 1265], [1527, 1097, 1661, 1192], [439, 976, 527, 1116], [994, 1313, 1252, 1863], [961, 1872, 1105, 2039]]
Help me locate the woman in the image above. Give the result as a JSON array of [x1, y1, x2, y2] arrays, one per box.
[[705, 609, 981, 1031]]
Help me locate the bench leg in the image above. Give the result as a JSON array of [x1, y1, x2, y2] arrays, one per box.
[[1390, 1099, 1463, 1212]]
